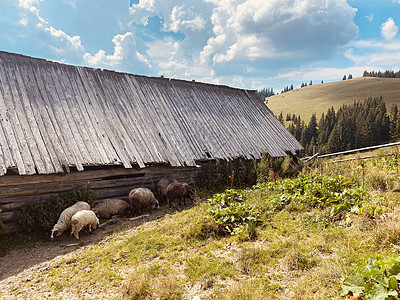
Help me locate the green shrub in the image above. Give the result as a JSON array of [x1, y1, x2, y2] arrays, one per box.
[[205, 189, 262, 236], [341, 257, 400, 299], [197, 155, 287, 191], [255, 174, 368, 220], [13, 185, 95, 234]]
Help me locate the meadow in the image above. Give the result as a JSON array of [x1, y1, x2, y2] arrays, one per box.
[[2, 149, 400, 299], [266, 77, 400, 122]]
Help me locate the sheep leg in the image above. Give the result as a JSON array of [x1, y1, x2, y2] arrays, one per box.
[[74, 224, 83, 239]]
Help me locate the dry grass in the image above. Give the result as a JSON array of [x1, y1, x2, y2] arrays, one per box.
[[267, 77, 400, 122], [3, 153, 400, 299]]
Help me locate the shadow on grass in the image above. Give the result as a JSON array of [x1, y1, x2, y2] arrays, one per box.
[[0, 202, 195, 281]]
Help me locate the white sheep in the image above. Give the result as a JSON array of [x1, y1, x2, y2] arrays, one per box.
[[92, 198, 131, 218], [70, 210, 99, 240], [50, 201, 90, 239]]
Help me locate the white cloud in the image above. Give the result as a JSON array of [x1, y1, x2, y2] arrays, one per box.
[[167, 5, 206, 33], [274, 66, 367, 82], [200, 0, 358, 69], [84, 32, 150, 71], [13, 1, 149, 72], [18, 0, 42, 10], [381, 17, 398, 41], [366, 13, 374, 22]]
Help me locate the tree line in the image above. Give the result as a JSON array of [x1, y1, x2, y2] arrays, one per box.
[[363, 70, 400, 78], [277, 97, 400, 156]]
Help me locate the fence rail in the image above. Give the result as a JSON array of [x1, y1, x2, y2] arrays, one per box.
[[303, 141, 400, 163]]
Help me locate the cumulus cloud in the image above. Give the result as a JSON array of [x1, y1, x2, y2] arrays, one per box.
[[84, 32, 150, 71], [201, 0, 358, 68], [6, 0, 362, 89], [129, 0, 358, 83], [167, 5, 206, 33], [13, 0, 149, 73], [381, 17, 398, 41]]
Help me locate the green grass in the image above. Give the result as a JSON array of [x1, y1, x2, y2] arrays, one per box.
[[4, 152, 400, 298], [267, 77, 400, 122]]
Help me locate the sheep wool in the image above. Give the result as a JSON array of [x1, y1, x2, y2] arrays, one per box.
[[50, 201, 90, 238], [156, 177, 177, 203], [166, 182, 195, 208], [128, 188, 159, 216], [70, 210, 99, 240], [92, 198, 131, 218]]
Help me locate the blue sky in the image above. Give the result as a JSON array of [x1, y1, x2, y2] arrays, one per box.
[[1, 0, 400, 92]]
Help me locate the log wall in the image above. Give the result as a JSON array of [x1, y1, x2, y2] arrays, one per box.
[[0, 166, 199, 231]]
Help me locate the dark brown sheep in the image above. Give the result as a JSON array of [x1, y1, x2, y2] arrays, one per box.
[[156, 177, 177, 203], [128, 188, 159, 216], [166, 182, 195, 208]]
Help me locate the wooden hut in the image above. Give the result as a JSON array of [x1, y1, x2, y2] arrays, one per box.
[[0, 50, 302, 229]]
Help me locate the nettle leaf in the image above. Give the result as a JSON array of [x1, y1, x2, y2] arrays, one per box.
[[340, 274, 366, 296], [388, 276, 398, 291], [365, 281, 394, 300], [387, 262, 400, 279]]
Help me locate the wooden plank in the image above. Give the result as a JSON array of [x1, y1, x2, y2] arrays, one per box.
[[54, 63, 92, 165], [102, 71, 148, 167], [121, 75, 162, 163], [159, 80, 205, 161], [0, 211, 13, 223], [24, 58, 64, 174], [179, 81, 230, 159], [76, 67, 127, 167], [127, 75, 179, 164], [92, 70, 142, 167], [0, 176, 143, 199], [113, 76, 153, 163], [0, 58, 32, 175], [14, 56, 58, 174], [138, 78, 185, 166], [66, 66, 109, 164], [31, 60, 73, 171], [47, 63, 84, 171], [6, 57, 46, 174], [187, 82, 233, 159], [0, 117, 11, 175], [150, 78, 197, 165], [0, 165, 197, 186]]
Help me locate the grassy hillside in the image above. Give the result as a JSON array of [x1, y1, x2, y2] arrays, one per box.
[[3, 149, 400, 299], [267, 77, 400, 122]]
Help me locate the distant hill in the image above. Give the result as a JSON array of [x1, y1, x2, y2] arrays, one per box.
[[266, 77, 400, 122]]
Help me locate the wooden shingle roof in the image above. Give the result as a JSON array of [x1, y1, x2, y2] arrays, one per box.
[[0, 51, 302, 176]]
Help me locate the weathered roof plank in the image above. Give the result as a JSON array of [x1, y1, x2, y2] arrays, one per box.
[[0, 51, 303, 175]]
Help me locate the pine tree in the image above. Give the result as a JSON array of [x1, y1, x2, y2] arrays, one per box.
[[278, 112, 284, 124], [305, 114, 318, 145]]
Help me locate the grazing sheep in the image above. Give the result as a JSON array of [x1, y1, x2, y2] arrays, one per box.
[[70, 210, 99, 240], [128, 188, 159, 216], [50, 201, 90, 239], [157, 177, 177, 203], [92, 198, 131, 219], [166, 182, 195, 208]]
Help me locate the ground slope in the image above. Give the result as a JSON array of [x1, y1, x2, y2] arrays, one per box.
[[267, 77, 400, 122]]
